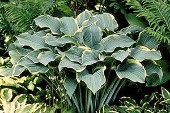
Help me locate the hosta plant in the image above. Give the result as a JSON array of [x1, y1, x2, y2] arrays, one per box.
[[0, 10, 162, 112], [0, 88, 56, 113], [111, 87, 170, 113]]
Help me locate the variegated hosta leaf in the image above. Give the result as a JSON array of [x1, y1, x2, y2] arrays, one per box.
[[65, 46, 85, 64], [34, 15, 61, 34], [82, 50, 99, 66], [130, 46, 161, 61], [161, 87, 170, 99], [83, 24, 103, 48], [77, 67, 106, 94], [137, 31, 159, 49], [116, 59, 146, 83], [64, 76, 78, 97], [38, 51, 58, 66], [112, 50, 129, 62], [45, 35, 77, 47], [17, 57, 48, 74], [16, 33, 49, 50], [142, 60, 163, 80], [60, 17, 78, 35], [1, 88, 13, 101], [119, 25, 143, 35], [95, 13, 118, 31], [101, 34, 135, 52], [58, 57, 85, 72], [76, 9, 92, 26]]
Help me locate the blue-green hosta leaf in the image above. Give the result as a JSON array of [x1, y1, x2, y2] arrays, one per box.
[[34, 15, 61, 34], [64, 76, 78, 97], [83, 24, 103, 48], [76, 9, 92, 26], [142, 61, 163, 80], [77, 67, 106, 94], [38, 51, 58, 66], [130, 46, 161, 61], [60, 17, 78, 35], [0, 66, 25, 76], [82, 50, 99, 66], [112, 50, 129, 62], [116, 59, 146, 83], [137, 31, 159, 49], [95, 13, 118, 31], [58, 57, 85, 72], [102, 34, 135, 52], [119, 25, 143, 35], [18, 57, 48, 74], [16, 33, 49, 50], [65, 46, 85, 63], [45, 35, 78, 47]]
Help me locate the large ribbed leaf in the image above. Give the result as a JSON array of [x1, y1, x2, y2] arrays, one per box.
[[76, 9, 92, 26], [38, 51, 57, 66], [116, 59, 146, 83], [77, 67, 106, 94], [130, 46, 161, 61], [95, 13, 118, 31], [102, 34, 135, 52], [16, 33, 49, 50], [119, 25, 143, 35], [137, 31, 159, 49], [112, 50, 129, 62], [64, 76, 78, 97], [34, 15, 61, 34], [142, 60, 163, 80], [82, 50, 99, 65], [58, 57, 85, 72], [45, 35, 77, 47], [83, 24, 103, 48], [60, 17, 78, 35], [0, 66, 25, 76], [65, 46, 85, 64]]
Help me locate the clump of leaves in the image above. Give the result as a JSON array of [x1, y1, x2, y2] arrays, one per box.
[[0, 10, 163, 112], [0, 88, 57, 113], [111, 87, 170, 113]]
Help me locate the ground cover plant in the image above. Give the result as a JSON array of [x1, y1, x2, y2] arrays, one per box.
[[0, 8, 164, 112]]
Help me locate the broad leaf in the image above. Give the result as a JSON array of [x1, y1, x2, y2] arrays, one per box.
[[82, 50, 99, 65], [0, 66, 25, 76], [83, 24, 103, 48], [130, 46, 161, 61], [112, 50, 129, 62], [38, 51, 57, 66], [137, 31, 159, 49], [76, 9, 92, 26], [45, 35, 77, 47], [64, 76, 78, 97], [119, 25, 143, 35], [16, 33, 49, 50], [60, 17, 78, 35], [142, 60, 163, 80], [116, 59, 146, 83], [65, 46, 85, 64], [77, 67, 106, 94], [95, 13, 118, 31], [102, 34, 135, 52], [58, 57, 85, 72], [34, 15, 61, 34]]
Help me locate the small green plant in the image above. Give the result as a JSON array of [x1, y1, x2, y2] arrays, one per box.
[[0, 88, 57, 113], [111, 87, 170, 113], [0, 10, 162, 112]]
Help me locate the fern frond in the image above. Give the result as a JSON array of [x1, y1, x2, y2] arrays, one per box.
[[126, 0, 170, 43]]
